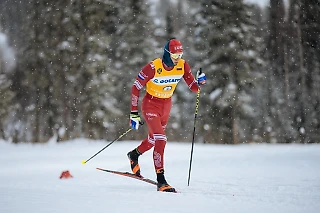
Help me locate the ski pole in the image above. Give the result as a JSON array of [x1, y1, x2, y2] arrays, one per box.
[[82, 128, 132, 164], [187, 68, 202, 186]]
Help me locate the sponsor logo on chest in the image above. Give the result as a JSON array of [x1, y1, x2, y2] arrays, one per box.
[[152, 75, 182, 85]]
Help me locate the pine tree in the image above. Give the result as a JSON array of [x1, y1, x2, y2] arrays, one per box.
[[192, 0, 263, 143], [0, 33, 16, 140], [18, 0, 121, 141], [107, 0, 157, 138], [285, 0, 320, 143], [263, 0, 298, 143], [300, 0, 320, 142]]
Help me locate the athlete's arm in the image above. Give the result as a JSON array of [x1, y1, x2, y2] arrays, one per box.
[[131, 62, 155, 112], [182, 61, 199, 93]]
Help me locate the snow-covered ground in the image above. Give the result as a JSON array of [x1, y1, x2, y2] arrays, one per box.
[[1, 139, 319, 213]]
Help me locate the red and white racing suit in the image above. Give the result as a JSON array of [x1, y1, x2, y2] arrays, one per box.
[[131, 58, 199, 171]]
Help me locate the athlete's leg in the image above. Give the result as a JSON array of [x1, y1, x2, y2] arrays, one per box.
[[137, 134, 155, 153], [160, 99, 171, 131], [157, 98, 172, 168], [142, 111, 166, 170], [141, 98, 175, 192]]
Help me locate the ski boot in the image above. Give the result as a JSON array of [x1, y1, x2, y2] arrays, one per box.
[[156, 169, 176, 193], [127, 148, 142, 177]]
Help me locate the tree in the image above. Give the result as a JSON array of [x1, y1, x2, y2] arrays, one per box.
[[107, 0, 157, 139], [300, 0, 320, 142], [16, 0, 121, 141], [0, 33, 16, 140], [192, 0, 263, 144], [286, 0, 320, 143]]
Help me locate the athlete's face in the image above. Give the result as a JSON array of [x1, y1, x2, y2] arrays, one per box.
[[170, 52, 183, 66], [171, 56, 180, 66]]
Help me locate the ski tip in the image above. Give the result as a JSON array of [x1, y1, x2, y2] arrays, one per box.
[[96, 167, 104, 171]]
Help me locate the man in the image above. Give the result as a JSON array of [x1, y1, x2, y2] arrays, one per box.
[[128, 38, 206, 193]]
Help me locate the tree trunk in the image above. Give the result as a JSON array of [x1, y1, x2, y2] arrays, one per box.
[[232, 103, 239, 144], [296, 5, 307, 143]]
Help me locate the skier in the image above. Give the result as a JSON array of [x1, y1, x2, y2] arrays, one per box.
[[127, 38, 206, 192]]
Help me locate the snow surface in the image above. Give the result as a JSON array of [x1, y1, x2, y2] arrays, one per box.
[[1, 139, 320, 213]]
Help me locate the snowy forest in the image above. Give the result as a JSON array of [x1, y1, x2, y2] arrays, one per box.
[[0, 0, 319, 144]]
